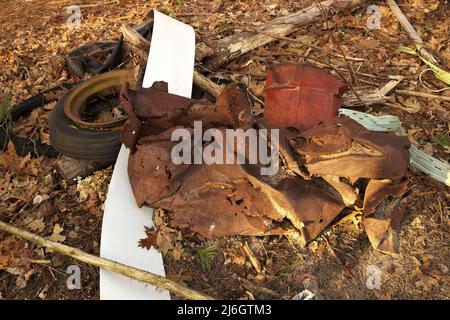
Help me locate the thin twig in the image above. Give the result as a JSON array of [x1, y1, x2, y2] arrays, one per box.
[[313, 0, 368, 107], [387, 0, 438, 64], [395, 89, 450, 102], [243, 241, 262, 274]]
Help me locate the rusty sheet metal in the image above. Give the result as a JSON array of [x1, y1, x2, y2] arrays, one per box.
[[363, 178, 409, 215], [269, 178, 345, 244], [122, 81, 254, 152], [125, 77, 410, 254], [168, 163, 346, 240], [363, 198, 407, 254], [287, 115, 410, 253], [264, 63, 347, 130], [127, 127, 191, 207], [169, 167, 286, 237], [288, 116, 410, 182], [127, 123, 346, 240], [63, 70, 137, 129], [361, 178, 409, 254], [133, 82, 254, 135]]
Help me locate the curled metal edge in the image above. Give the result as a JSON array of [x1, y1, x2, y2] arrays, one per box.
[[339, 108, 450, 186]]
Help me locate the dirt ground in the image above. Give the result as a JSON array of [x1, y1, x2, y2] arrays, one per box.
[[0, 0, 449, 300]]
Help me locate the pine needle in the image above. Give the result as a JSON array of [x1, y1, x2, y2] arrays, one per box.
[[195, 244, 217, 270]]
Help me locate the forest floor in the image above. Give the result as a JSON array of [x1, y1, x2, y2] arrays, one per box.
[[0, 0, 449, 300]]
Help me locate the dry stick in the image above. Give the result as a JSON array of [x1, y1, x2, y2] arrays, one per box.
[[386, 0, 437, 64], [76, 1, 119, 8], [0, 220, 214, 300], [239, 277, 281, 298], [395, 89, 450, 102], [342, 77, 403, 107], [193, 71, 223, 98], [204, 0, 363, 71], [243, 242, 262, 274], [50, 0, 119, 8]]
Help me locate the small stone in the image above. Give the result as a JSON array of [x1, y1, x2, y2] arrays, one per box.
[[33, 194, 49, 205], [437, 263, 448, 274], [43, 174, 54, 186]]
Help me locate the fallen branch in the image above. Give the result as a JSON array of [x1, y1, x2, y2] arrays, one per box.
[[241, 26, 365, 62], [0, 220, 214, 300], [341, 88, 389, 107], [76, 0, 119, 8], [193, 71, 222, 98], [204, 0, 363, 70], [56, 155, 112, 183]]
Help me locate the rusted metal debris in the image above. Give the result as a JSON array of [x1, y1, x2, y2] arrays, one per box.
[[264, 63, 347, 130], [63, 70, 136, 129], [124, 63, 411, 254], [285, 115, 410, 253]]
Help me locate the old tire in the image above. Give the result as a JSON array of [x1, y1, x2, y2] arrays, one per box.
[[49, 97, 121, 162]]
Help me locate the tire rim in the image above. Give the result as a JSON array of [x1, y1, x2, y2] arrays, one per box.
[[63, 70, 137, 129]]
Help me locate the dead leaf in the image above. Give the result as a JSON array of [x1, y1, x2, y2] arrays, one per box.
[[27, 218, 45, 233], [407, 129, 422, 147], [47, 224, 66, 242], [0, 255, 9, 266], [18, 153, 31, 171], [415, 275, 439, 291], [0, 141, 19, 171], [138, 226, 158, 250], [38, 202, 56, 219], [156, 229, 177, 255], [33, 194, 49, 205], [398, 96, 421, 113], [172, 242, 184, 260], [15, 269, 36, 289], [224, 251, 246, 266], [167, 272, 193, 282]]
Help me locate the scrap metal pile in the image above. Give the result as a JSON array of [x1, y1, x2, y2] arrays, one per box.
[[122, 63, 411, 254]]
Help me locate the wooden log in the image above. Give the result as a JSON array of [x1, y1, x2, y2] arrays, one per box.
[[342, 88, 390, 107], [341, 76, 403, 107], [0, 220, 214, 300], [204, 0, 363, 70], [120, 24, 150, 60], [55, 155, 112, 183]]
